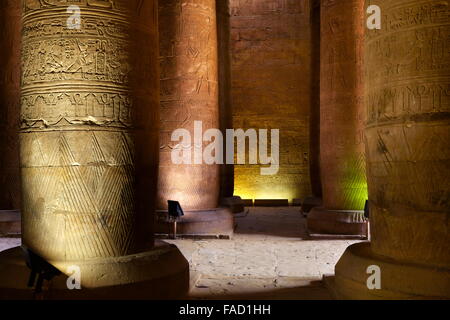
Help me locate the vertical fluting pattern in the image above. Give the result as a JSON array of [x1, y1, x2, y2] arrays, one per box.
[[158, 0, 220, 210], [20, 0, 159, 261], [365, 0, 450, 267], [217, 0, 235, 199], [320, 0, 367, 210], [0, 0, 21, 210]]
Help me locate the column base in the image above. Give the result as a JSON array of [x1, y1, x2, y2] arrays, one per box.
[[155, 208, 234, 239], [301, 197, 322, 214], [307, 207, 368, 237], [0, 210, 21, 236], [0, 241, 190, 300], [221, 196, 245, 214], [333, 242, 450, 299], [254, 199, 290, 207]]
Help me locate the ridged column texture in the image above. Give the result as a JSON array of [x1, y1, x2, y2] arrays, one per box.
[[365, 0, 450, 267], [158, 0, 220, 210], [20, 0, 159, 261], [0, 0, 22, 210], [320, 0, 367, 210]]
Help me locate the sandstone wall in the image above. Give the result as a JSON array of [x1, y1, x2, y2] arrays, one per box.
[[230, 0, 312, 201], [0, 0, 22, 210]]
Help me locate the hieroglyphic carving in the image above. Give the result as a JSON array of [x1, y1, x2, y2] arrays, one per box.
[[20, 0, 159, 260], [20, 3, 134, 129], [157, 0, 220, 210], [365, 0, 450, 267], [230, 0, 312, 201], [21, 92, 133, 128], [24, 0, 118, 12], [319, 0, 367, 210], [365, 3, 450, 124], [367, 83, 450, 123]]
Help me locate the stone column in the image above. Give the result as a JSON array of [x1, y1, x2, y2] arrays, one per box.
[[333, 0, 450, 299], [0, 0, 21, 211], [0, 0, 189, 300], [307, 0, 368, 236], [302, 0, 323, 216], [157, 0, 233, 237]]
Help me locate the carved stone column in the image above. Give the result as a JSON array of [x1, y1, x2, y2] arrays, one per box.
[[157, 0, 233, 237], [307, 0, 368, 237], [333, 0, 450, 299], [0, 0, 21, 211], [0, 0, 189, 299]]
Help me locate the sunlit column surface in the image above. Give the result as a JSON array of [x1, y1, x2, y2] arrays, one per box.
[[20, 0, 158, 260], [0, 0, 189, 299]]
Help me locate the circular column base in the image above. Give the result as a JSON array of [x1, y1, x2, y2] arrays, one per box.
[[333, 242, 450, 299], [155, 207, 234, 238], [307, 207, 368, 237], [0, 241, 190, 300]]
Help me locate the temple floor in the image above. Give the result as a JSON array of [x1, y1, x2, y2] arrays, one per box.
[[0, 207, 363, 300], [167, 207, 362, 299]]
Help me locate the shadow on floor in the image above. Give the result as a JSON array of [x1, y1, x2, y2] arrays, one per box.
[[189, 280, 333, 300]]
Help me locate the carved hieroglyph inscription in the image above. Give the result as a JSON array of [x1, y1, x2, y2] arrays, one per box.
[[320, 0, 367, 210], [365, 0, 450, 267], [157, 0, 220, 210], [21, 2, 134, 129], [20, 0, 159, 260]]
